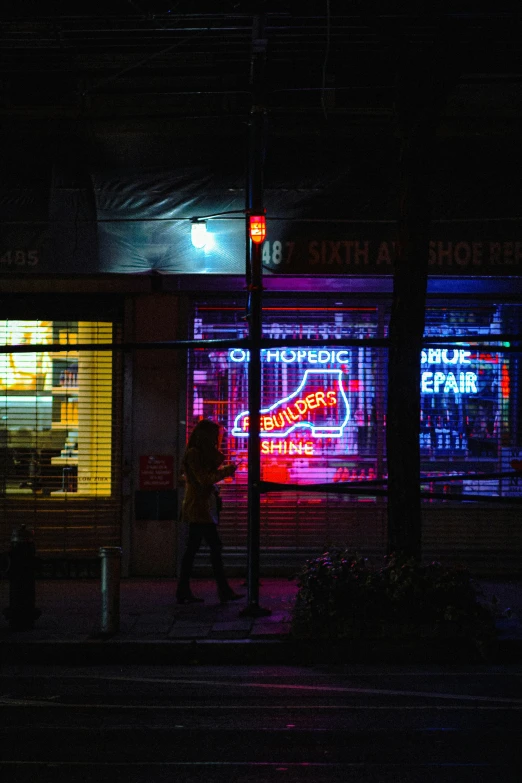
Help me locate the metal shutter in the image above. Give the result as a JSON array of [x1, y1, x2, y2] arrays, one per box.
[[188, 299, 522, 575]]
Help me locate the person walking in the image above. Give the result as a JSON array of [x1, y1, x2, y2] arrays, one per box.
[[176, 418, 244, 605]]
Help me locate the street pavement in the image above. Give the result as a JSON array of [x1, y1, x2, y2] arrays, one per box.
[[1, 576, 521, 664], [2, 663, 522, 781]]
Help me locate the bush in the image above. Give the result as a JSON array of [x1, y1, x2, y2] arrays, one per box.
[[290, 550, 496, 648]]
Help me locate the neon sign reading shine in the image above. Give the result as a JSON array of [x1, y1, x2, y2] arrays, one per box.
[[232, 369, 350, 438], [261, 440, 314, 455]]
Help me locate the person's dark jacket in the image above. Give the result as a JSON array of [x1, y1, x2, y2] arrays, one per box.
[[181, 447, 235, 525]]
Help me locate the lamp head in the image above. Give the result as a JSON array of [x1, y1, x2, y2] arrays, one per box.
[[191, 219, 207, 249]]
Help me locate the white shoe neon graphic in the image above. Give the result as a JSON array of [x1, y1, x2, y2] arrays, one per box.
[[232, 369, 350, 438]]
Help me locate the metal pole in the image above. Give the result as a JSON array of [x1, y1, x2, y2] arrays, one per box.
[[245, 239, 267, 615], [99, 546, 122, 635], [242, 8, 270, 618]]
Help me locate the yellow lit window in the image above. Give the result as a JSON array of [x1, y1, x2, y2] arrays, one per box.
[[0, 320, 113, 497]]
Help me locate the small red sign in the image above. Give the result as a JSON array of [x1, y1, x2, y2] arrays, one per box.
[[139, 455, 174, 490]]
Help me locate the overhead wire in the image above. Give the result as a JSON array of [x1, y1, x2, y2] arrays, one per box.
[[320, 0, 331, 120]]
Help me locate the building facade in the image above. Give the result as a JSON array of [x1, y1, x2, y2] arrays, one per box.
[[1, 6, 522, 577], [1, 269, 521, 578]]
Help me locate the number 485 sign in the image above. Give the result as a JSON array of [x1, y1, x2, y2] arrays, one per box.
[[1, 250, 39, 267]]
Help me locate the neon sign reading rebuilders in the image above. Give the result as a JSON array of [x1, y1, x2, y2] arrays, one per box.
[[421, 348, 478, 395], [232, 369, 350, 438]]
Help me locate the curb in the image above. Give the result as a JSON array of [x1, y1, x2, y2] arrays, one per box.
[[1, 636, 520, 666]]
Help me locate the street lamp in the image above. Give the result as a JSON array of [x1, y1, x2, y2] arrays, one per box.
[[190, 218, 208, 249], [189, 206, 271, 617], [240, 8, 270, 618], [189, 11, 270, 618], [242, 204, 271, 618]]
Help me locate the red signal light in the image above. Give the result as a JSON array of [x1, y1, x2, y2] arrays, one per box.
[[249, 214, 266, 244]]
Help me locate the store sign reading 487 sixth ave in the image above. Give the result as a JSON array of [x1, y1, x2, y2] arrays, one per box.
[[261, 238, 522, 273]]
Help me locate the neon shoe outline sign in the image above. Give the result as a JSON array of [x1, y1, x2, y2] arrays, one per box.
[[232, 369, 350, 438]]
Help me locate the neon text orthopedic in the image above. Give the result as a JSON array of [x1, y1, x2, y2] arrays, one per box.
[[229, 348, 349, 365], [232, 369, 350, 438]]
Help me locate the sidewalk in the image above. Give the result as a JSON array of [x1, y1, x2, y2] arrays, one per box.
[[0, 577, 298, 664], [1, 576, 521, 664]]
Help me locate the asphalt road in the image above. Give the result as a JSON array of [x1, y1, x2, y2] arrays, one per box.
[[1, 664, 522, 782]]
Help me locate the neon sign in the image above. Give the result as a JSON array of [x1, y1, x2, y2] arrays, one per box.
[[421, 371, 478, 394], [421, 349, 471, 365], [229, 349, 350, 365], [232, 369, 350, 438], [420, 348, 478, 394], [261, 440, 315, 455]]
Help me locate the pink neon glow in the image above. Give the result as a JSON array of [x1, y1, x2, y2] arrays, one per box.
[[232, 369, 350, 439], [241, 389, 336, 433]]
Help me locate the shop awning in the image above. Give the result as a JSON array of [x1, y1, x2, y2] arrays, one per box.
[[2, 147, 522, 276]]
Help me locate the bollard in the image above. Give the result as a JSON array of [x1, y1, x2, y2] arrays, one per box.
[[2, 525, 41, 631], [99, 546, 122, 636]]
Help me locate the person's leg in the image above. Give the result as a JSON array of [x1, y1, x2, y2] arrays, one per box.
[[202, 524, 244, 602], [176, 524, 204, 602]]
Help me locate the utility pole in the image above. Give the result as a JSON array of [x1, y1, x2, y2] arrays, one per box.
[[387, 43, 460, 559], [242, 7, 271, 618]]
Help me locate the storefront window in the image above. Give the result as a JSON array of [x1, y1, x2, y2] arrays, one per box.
[[419, 306, 519, 498], [190, 304, 383, 491], [190, 302, 521, 501], [0, 320, 113, 497]]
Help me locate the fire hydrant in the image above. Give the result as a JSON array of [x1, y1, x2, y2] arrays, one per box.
[[2, 525, 41, 631]]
